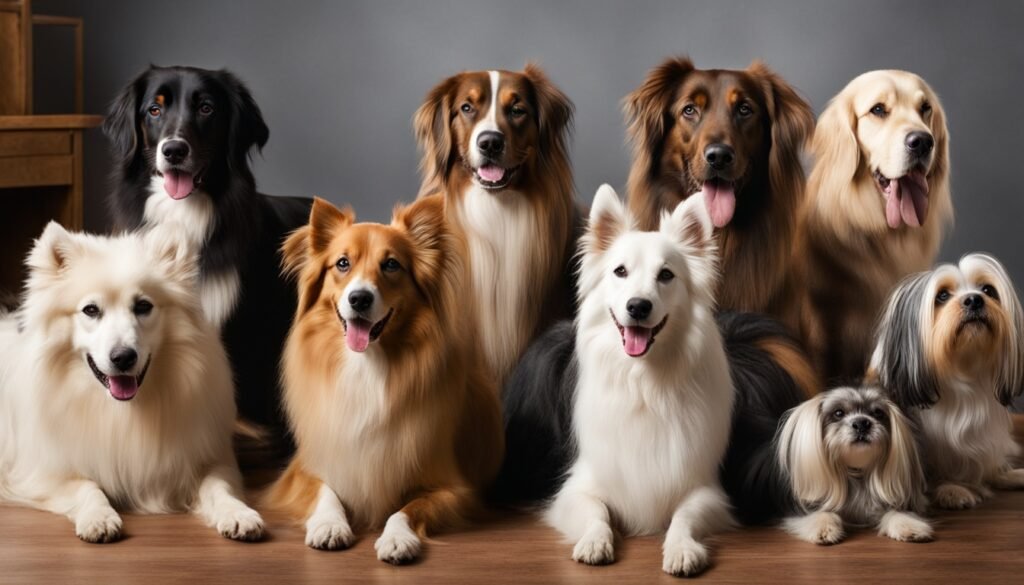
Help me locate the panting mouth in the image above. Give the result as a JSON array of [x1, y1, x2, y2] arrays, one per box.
[[156, 168, 204, 200], [611, 310, 668, 358], [701, 177, 737, 228], [472, 163, 520, 190], [874, 167, 929, 229], [86, 353, 151, 401], [340, 308, 394, 353]]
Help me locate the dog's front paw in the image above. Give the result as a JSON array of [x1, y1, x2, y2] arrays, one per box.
[[992, 468, 1024, 490], [934, 484, 980, 510], [662, 538, 709, 577], [572, 525, 614, 566], [75, 507, 123, 543], [880, 512, 933, 543], [215, 506, 265, 541], [305, 516, 355, 550], [374, 513, 421, 565], [784, 512, 844, 545]]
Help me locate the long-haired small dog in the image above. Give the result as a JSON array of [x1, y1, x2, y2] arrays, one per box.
[[800, 70, 953, 382], [0, 223, 263, 542], [870, 253, 1024, 509], [531, 185, 733, 577], [624, 57, 814, 328], [776, 386, 931, 544], [414, 65, 579, 385], [266, 196, 503, 564]]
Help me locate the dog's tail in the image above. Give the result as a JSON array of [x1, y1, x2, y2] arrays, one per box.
[[718, 311, 815, 525], [490, 320, 578, 506]]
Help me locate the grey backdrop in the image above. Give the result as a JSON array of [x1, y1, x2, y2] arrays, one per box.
[[33, 0, 1024, 285]]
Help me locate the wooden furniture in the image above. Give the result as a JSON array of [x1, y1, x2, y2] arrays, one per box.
[[0, 0, 101, 295]]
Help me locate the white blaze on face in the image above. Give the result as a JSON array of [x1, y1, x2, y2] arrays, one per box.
[[469, 70, 501, 169]]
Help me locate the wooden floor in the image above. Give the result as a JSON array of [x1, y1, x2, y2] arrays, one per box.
[[3, 420, 1022, 583]]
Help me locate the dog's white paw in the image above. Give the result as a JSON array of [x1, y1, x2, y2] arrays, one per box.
[[880, 512, 933, 543], [374, 513, 421, 565], [662, 538, 709, 577], [934, 484, 980, 510], [305, 516, 355, 550], [992, 468, 1024, 490], [785, 512, 844, 545], [75, 507, 123, 543], [215, 506, 265, 541], [572, 526, 614, 566]]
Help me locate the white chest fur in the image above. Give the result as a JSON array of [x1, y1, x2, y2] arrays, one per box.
[[456, 186, 543, 380]]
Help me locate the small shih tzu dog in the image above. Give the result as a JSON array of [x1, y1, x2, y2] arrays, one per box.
[[870, 253, 1024, 509], [776, 386, 932, 544]]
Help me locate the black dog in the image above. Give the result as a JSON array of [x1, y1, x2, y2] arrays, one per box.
[[103, 66, 311, 454]]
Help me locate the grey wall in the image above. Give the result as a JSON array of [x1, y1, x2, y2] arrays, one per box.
[[33, 0, 1024, 285]]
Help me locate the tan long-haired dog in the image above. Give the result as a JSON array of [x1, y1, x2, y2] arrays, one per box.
[[624, 57, 814, 329], [266, 196, 503, 564], [800, 70, 953, 382], [414, 65, 577, 385]]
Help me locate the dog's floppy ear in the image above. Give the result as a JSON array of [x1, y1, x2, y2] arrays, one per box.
[[623, 57, 694, 177], [872, 272, 941, 409], [282, 198, 354, 316], [965, 254, 1024, 406], [662, 196, 718, 296], [748, 61, 814, 208], [811, 87, 860, 190], [776, 394, 846, 510], [103, 70, 145, 168], [524, 63, 574, 164], [394, 194, 458, 306], [414, 74, 461, 196], [219, 69, 270, 172], [871, 399, 926, 510]]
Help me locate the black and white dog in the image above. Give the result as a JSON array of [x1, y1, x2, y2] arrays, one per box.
[[103, 66, 312, 449]]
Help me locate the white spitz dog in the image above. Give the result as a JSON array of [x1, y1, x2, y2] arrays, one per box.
[[545, 185, 734, 577], [0, 223, 263, 543]]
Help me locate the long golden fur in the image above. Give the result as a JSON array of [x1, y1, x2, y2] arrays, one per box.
[[624, 57, 814, 328], [266, 195, 503, 564], [799, 70, 953, 382], [414, 65, 577, 385]]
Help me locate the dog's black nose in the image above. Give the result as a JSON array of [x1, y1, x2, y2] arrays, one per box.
[[110, 347, 138, 372], [626, 298, 653, 321], [704, 143, 735, 170], [348, 290, 374, 312], [905, 131, 934, 158], [161, 140, 190, 164], [477, 131, 505, 156], [962, 293, 984, 311], [851, 417, 873, 435]]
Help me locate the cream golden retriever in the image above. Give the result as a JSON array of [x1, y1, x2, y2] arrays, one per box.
[[799, 70, 953, 382]]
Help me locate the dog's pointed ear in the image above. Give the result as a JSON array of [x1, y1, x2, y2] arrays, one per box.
[[103, 71, 145, 168], [524, 63, 574, 161], [748, 61, 814, 209], [26, 222, 80, 279], [584, 184, 629, 255], [873, 273, 941, 410], [144, 226, 199, 287], [623, 57, 694, 176], [777, 395, 845, 510], [281, 198, 353, 317], [394, 194, 455, 303], [812, 87, 860, 190], [663, 196, 718, 295], [219, 69, 270, 171], [308, 197, 354, 256], [871, 400, 926, 510], [414, 74, 461, 196]]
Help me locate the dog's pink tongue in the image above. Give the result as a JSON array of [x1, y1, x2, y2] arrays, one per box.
[[884, 178, 902, 229], [345, 319, 373, 353], [163, 170, 195, 200], [703, 181, 736, 228], [478, 165, 505, 183], [898, 171, 930, 227], [623, 326, 652, 357], [108, 376, 138, 401]]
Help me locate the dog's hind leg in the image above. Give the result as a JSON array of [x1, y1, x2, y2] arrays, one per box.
[[662, 485, 732, 577], [374, 484, 474, 565], [194, 463, 265, 541], [40, 478, 122, 543]]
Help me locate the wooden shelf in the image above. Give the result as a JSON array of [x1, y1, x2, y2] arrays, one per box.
[[0, 114, 103, 130]]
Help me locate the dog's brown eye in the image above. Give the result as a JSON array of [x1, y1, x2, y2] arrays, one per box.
[[82, 304, 101, 318], [614, 265, 628, 278], [460, 103, 474, 114], [935, 289, 952, 304], [870, 103, 887, 118], [148, 105, 162, 118], [133, 299, 154, 316], [381, 258, 401, 273], [832, 409, 845, 419], [681, 104, 698, 119], [737, 102, 753, 117], [657, 268, 674, 283], [509, 105, 527, 118], [872, 408, 887, 420], [336, 257, 350, 273], [198, 103, 214, 116], [981, 284, 999, 300], [921, 101, 932, 115]]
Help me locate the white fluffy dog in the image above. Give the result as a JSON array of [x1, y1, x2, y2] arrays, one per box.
[[545, 185, 734, 577], [0, 223, 263, 543]]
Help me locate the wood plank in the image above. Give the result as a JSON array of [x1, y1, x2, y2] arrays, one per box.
[[0, 114, 104, 130], [0, 130, 70, 157], [0, 154, 71, 187]]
